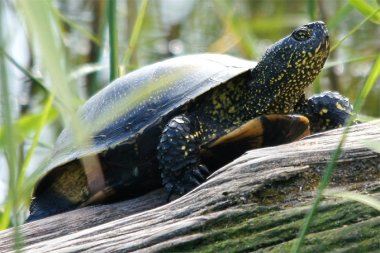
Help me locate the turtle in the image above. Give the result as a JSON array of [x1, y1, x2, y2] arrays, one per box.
[[26, 21, 353, 222]]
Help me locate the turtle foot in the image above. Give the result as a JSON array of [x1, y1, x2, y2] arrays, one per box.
[[162, 164, 209, 198]]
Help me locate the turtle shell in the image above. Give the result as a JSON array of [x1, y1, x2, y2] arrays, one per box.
[[44, 54, 257, 174]]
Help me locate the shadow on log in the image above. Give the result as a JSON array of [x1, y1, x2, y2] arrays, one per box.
[[1, 120, 380, 252]]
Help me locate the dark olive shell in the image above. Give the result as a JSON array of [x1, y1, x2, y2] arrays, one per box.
[[44, 54, 257, 174]]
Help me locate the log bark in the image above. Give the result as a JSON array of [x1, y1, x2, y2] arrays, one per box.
[[1, 120, 380, 252]]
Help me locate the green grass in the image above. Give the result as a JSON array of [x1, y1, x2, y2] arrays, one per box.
[[107, 0, 119, 81], [122, 0, 149, 71], [0, 0, 379, 251]]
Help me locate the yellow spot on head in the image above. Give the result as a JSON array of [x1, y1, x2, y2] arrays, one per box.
[[336, 102, 345, 111], [315, 44, 321, 53]]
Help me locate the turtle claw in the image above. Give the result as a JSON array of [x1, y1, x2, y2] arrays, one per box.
[[198, 164, 209, 177], [163, 164, 210, 197], [165, 185, 175, 202], [183, 164, 209, 191], [188, 164, 209, 182]]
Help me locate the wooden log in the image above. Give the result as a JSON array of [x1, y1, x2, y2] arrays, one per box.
[[1, 120, 380, 252]]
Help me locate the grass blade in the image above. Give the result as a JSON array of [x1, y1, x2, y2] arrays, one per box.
[[16, 94, 55, 196], [0, 32, 17, 231], [349, 0, 380, 24], [0, 48, 47, 92], [327, 4, 354, 30], [122, 0, 149, 71], [330, 8, 380, 52], [325, 191, 380, 211], [0, 3, 22, 248], [307, 0, 317, 21], [108, 0, 119, 81], [51, 6, 101, 46]]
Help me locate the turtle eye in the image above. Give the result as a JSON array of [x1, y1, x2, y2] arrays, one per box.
[[292, 26, 312, 41]]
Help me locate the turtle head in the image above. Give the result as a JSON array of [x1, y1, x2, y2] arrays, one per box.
[[250, 21, 329, 114]]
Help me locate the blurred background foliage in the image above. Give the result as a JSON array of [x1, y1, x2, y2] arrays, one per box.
[[0, 0, 379, 231]]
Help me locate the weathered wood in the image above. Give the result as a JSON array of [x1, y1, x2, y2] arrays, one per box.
[[1, 120, 380, 252]]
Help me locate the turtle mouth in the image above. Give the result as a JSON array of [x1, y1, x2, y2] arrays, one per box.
[[320, 29, 330, 52], [309, 21, 330, 53], [319, 36, 330, 55]]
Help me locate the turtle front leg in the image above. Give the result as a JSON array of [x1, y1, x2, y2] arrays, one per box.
[[295, 91, 354, 133], [157, 115, 209, 196]]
